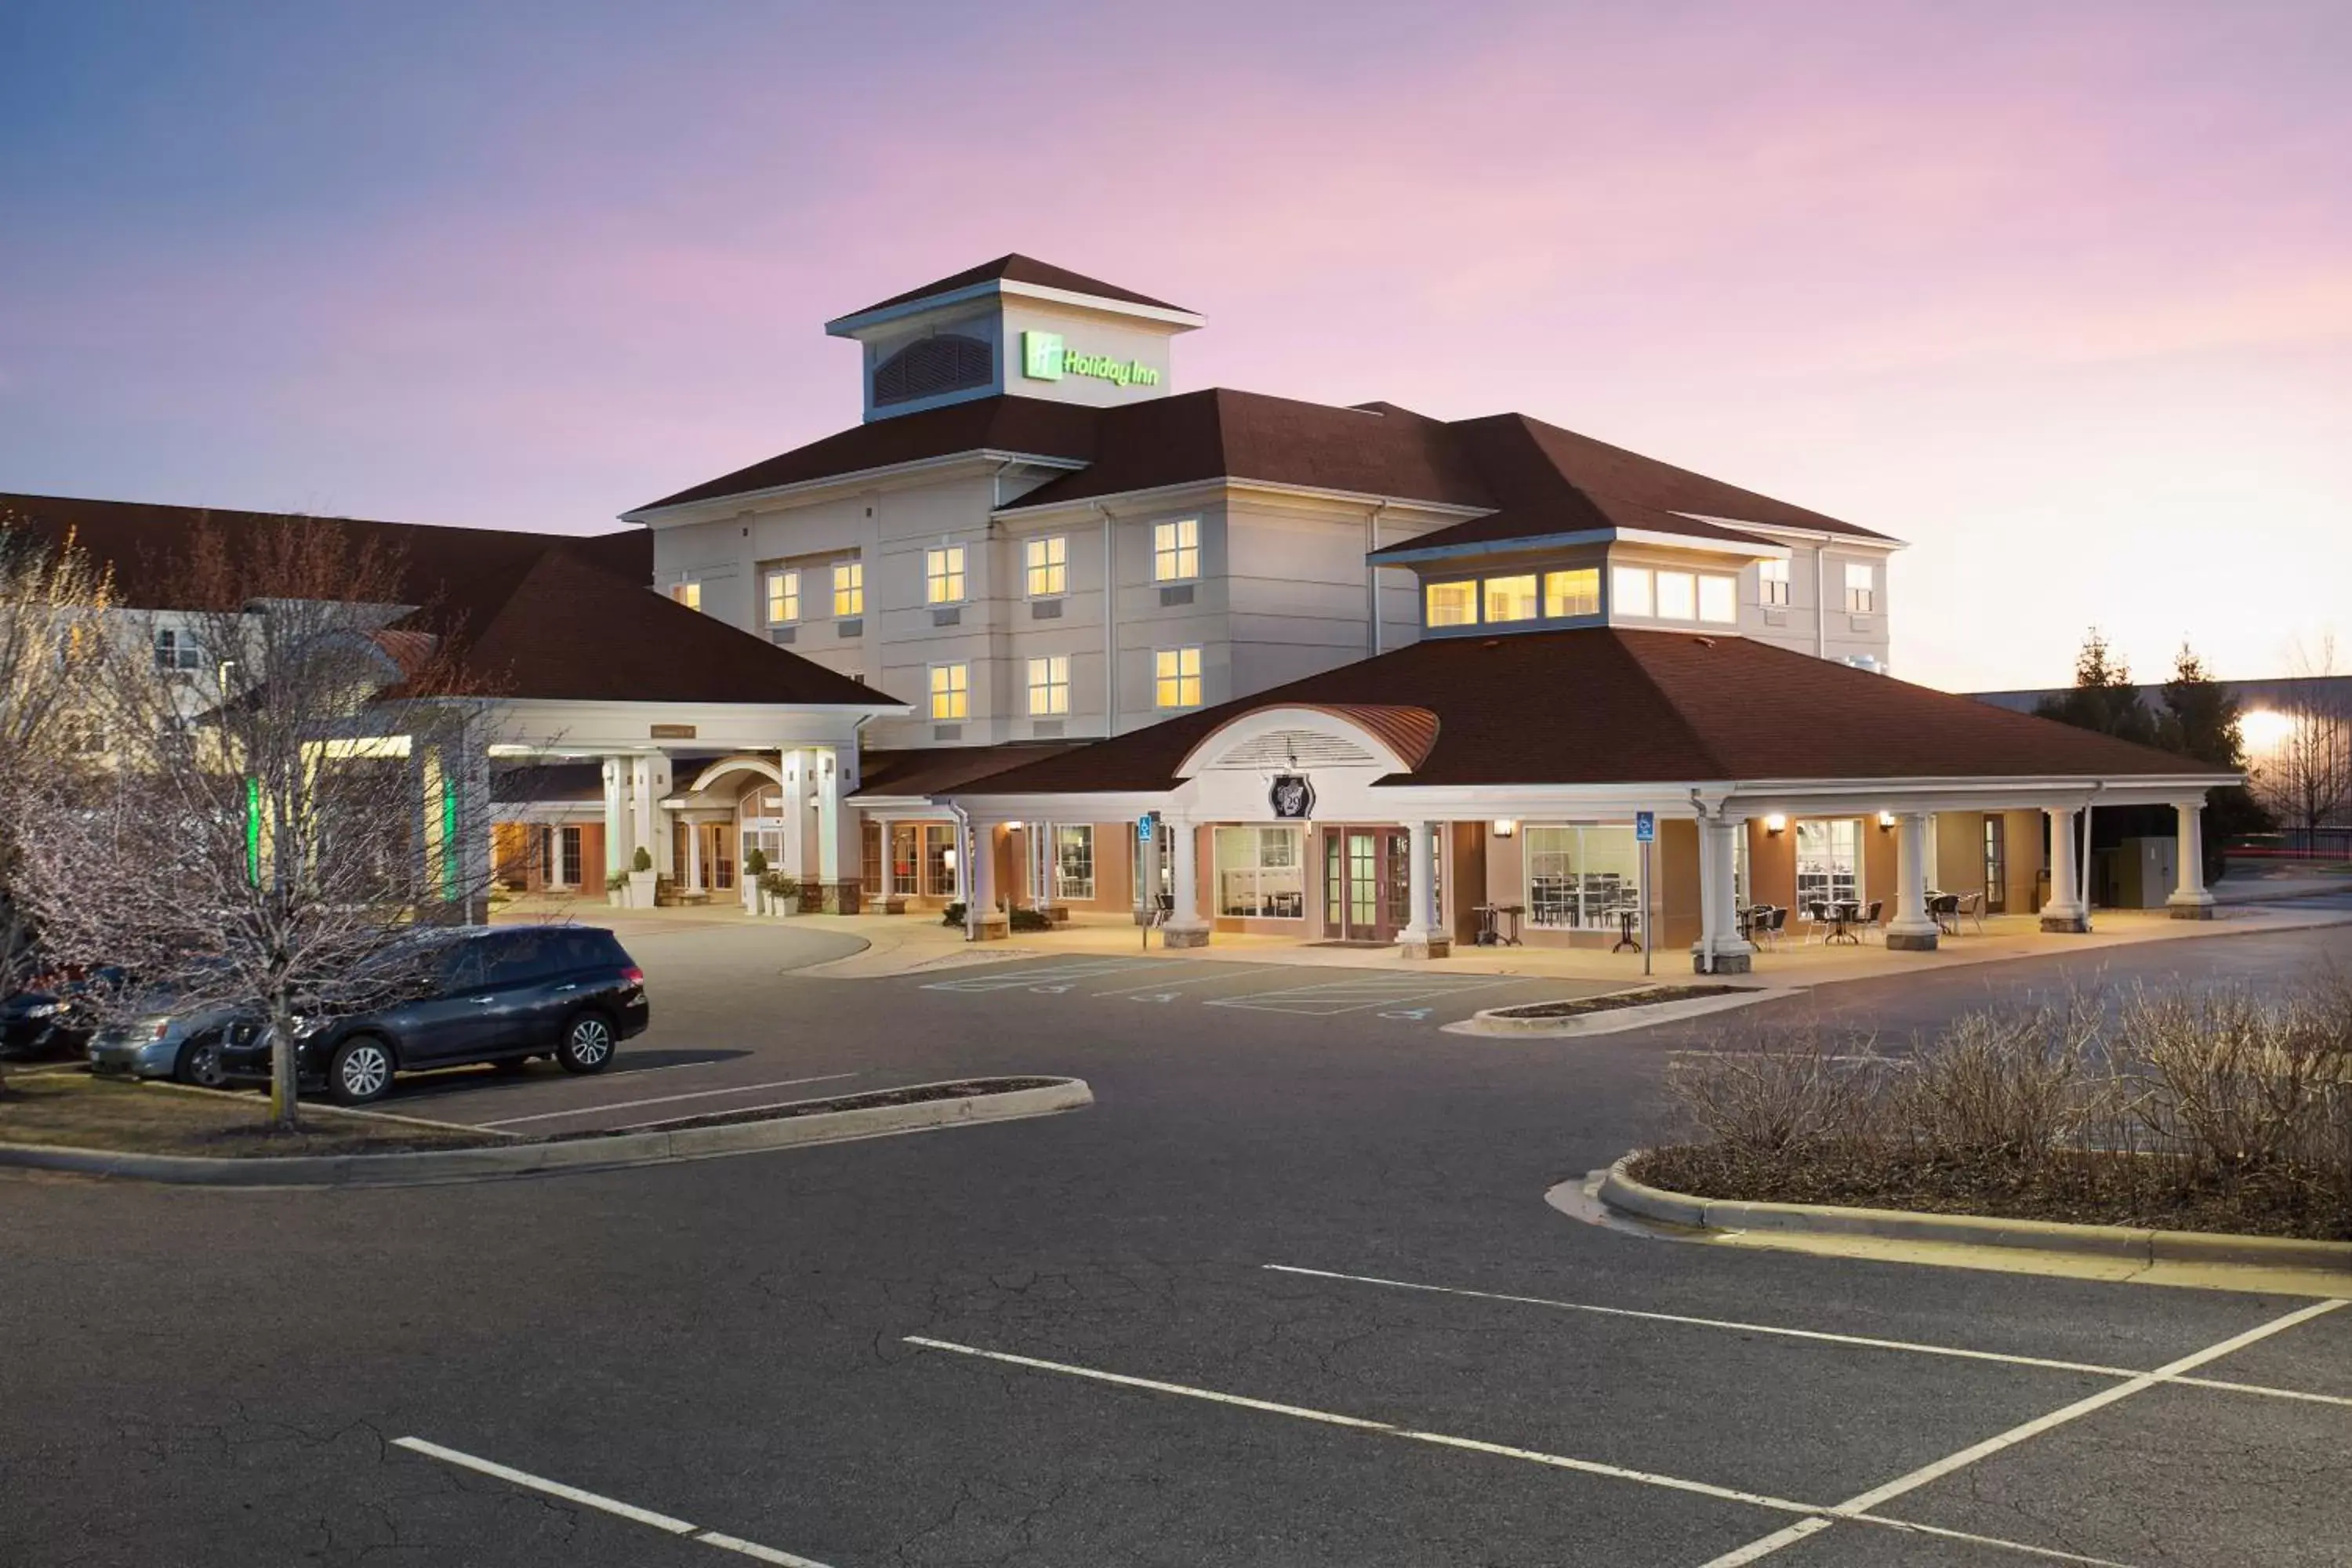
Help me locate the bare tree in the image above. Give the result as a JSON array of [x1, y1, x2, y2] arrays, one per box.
[[2256, 633, 2352, 852], [0, 521, 115, 1093], [5, 517, 511, 1128]]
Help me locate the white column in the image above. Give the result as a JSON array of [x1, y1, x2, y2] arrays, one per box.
[[951, 819, 970, 906], [1399, 818, 1449, 959], [1162, 818, 1209, 947], [780, 750, 810, 883], [1036, 819, 1060, 911], [2042, 806, 2087, 931], [1884, 811, 1940, 950], [685, 821, 703, 892], [815, 746, 858, 910], [2168, 798, 2216, 919], [630, 754, 671, 879], [965, 820, 1007, 939], [601, 758, 632, 879], [1693, 816, 1757, 971], [872, 816, 898, 910]]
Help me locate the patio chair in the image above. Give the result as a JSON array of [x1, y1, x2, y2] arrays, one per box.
[[1956, 890, 1986, 933], [1766, 906, 1788, 949], [1857, 899, 1886, 942], [1929, 892, 1960, 934], [1799, 900, 1830, 944]]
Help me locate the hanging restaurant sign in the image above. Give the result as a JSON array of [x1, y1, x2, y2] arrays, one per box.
[[1268, 774, 1315, 820]]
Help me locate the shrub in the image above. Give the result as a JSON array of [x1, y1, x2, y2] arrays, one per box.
[[744, 847, 768, 878], [940, 902, 967, 927], [1009, 907, 1054, 932], [630, 847, 653, 873]]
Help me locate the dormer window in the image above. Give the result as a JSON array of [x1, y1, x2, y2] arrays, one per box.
[[1425, 580, 1479, 627], [1544, 569, 1599, 618], [1483, 575, 1540, 623], [1611, 567, 1653, 619], [1759, 557, 1791, 607], [1610, 565, 1737, 624]]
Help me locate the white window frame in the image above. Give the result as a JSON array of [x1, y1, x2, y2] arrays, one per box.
[[1152, 517, 1200, 583], [153, 627, 201, 673], [1482, 573, 1540, 624], [1543, 568, 1599, 619], [764, 568, 800, 625], [924, 545, 967, 606], [1154, 645, 1202, 710], [1024, 535, 1068, 598], [1697, 574, 1737, 624], [1026, 654, 1070, 717], [1845, 561, 1876, 614], [1052, 824, 1094, 901], [832, 560, 864, 617], [1655, 570, 1697, 622], [1759, 557, 1791, 607], [928, 661, 969, 721], [1425, 579, 1479, 628], [1610, 566, 1653, 619]]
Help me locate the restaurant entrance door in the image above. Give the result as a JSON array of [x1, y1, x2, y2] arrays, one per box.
[[1319, 826, 1410, 943]]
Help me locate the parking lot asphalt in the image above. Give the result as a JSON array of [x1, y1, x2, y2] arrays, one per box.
[[4, 909, 2350, 1566]]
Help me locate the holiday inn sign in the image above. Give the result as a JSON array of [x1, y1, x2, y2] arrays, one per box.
[[1021, 330, 1161, 388]]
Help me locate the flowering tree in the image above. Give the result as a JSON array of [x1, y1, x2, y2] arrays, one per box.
[[0, 519, 111, 1092], [7, 517, 511, 1127]]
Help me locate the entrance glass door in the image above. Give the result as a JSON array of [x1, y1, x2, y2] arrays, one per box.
[[1321, 826, 1411, 942]]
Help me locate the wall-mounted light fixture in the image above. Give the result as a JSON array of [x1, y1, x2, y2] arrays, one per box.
[[1492, 818, 1517, 838], [1877, 811, 1896, 831], [1764, 813, 1787, 836], [942, 848, 958, 871]]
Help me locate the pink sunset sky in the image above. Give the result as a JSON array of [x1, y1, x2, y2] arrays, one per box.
[[2, 1, 2345, 691]]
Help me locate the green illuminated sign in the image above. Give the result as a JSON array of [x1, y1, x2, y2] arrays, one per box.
[[441, 775, 459, 899], [1020, 329, 1160, 389], [245, 777, 262, 885]]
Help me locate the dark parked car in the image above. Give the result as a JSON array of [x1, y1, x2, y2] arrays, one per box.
[[220, 926, 648, 1105], [2, 967, 128, 1061]]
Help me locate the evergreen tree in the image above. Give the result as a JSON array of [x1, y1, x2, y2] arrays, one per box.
[[2034, 629, 2157, 745], [2157, 643, 2269, 882]]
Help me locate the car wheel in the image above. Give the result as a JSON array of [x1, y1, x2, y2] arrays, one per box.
[[174, 1035, 230, 1089], [556, 1012, 615, 1075], [327, 1036, 395, 1105]]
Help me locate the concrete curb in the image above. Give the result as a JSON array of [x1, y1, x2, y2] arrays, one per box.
[[1449, 987, 1795, 1039], [1597, 1153, 2352, 1273], [0, 1076, 1093, 1189]]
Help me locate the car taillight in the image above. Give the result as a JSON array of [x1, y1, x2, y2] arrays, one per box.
[[622, 966, 644, 987]]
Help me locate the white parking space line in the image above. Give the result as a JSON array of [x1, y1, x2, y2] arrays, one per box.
[[902, 1338, 2134, 1565], [1262, 1265, 2352, 1409], [1693, 1298, 2347, 1567], [1087, 965, 1286, 996], [476, 1073, 860, 1127], [921, 960, 1143, 993], [1207, 975, 1513, 1016], [394, 1436, 835, 1566]]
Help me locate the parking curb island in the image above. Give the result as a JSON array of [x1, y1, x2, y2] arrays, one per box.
[[1448, 987, 1795, 1038], [1595, 1153, 2352, 1274], [0, 1076, 1094, 1188]]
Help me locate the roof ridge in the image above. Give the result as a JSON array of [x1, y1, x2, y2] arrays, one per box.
[[1610, 630, 1740, 779]]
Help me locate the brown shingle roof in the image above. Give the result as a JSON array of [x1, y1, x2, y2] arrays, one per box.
[[628, 396, 1102, 514], [852, 741, 1089, 800], [1, 491, 898, 710], [841, 254, 1193, 320], [947, 629, 2227, 796]]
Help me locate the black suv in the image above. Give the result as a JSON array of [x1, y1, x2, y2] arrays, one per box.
[[221, 926, 648, 1105]]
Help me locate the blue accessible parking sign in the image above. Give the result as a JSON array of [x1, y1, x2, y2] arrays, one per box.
[[1634, 811, 1655, 843], [1138, 814, 1155, 843]]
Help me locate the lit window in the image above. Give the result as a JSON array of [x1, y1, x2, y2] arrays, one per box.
[[1053, 825, 1094, 900], [1524, 825, 1642, 931], [1024, 535, 1067, 597], [669, 581, 702, 612], [1697, 575, 1737, 624], [1544, 568, 1599, 618], [1152, 518, 1200, 583], [925, 546, 966, 605], [928, 662, 969, 720], [1214, 826, 1305, 919], [1425, 581, 1479, 627], [764, 569, 799, 624], [1759, 557, 1791, 607], [153, 628, 201, 672], [1656, 571, 1697, 620], [1155, 646, 1202, 709], [832, 561, 864, 617], [1611, 566, 1653, 618], [1026, 655, 1070, 716], [1845, 561, 1875, 614], [1483, 574, 1540, 623]]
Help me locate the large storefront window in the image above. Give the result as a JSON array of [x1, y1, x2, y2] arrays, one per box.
[[922, 822, 957, 898], [1215, 826, 1305, 919], [1525, 824, 1642, 930], [1053, 825, 1094, 900], [1795, 818, 1860, 909]]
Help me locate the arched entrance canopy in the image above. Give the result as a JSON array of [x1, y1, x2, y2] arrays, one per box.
[[1175, 703, 1439, 780]]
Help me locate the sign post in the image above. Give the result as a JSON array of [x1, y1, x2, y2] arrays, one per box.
[[1138, 814, 1157, 952], [1634, 811, 1656, 978]]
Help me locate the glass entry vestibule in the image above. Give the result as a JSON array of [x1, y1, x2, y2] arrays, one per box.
[[1319, 826, 1411, 943]]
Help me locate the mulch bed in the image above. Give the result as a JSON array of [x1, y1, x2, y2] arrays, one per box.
[[1491, 985, 1746, 1021], [0, 1073, 503, 1157], [1632, 1142, 2352, 1243]]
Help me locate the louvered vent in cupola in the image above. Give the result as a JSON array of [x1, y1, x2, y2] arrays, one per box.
[[1210, 730, 1377, 770]]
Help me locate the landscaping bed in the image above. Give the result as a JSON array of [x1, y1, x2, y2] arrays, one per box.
[[1630, 1143, 2350, 1242], [583, 1077, 1066, 1137], [0, 1073, 502, 1157], [1490, 985, 1745, 1021]]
